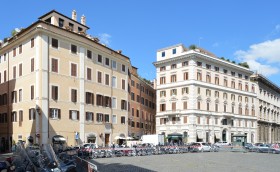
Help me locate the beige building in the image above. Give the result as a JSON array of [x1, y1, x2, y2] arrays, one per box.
[[0, 10, 142, 150], [154, 44, 258, 144], [128, 66, 156, 139], [251, 74, 280, 143]]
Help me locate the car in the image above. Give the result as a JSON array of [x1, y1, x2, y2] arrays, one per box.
[[214, 141, 230, 147], [255, 144, 271, 153], [189, 142, 212, 152], [244, 143, 254, 150], [77, 143, 98, 158]]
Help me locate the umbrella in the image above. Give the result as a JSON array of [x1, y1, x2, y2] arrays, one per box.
[[125, 137, 134, 140], [114, 136, 125, 140]]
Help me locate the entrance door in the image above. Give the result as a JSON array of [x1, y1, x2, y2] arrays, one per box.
[[87, 137, 96, 143], [105, 134, 110, 147], [222, 129, 227, 141]]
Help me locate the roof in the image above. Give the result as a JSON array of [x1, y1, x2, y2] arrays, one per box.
[[157, 43, 184, 52], [251, 74, 280, 94], [38, 9, 90, 29]]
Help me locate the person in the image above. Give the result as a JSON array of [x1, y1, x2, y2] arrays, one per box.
[[112, 142, 115, 149]]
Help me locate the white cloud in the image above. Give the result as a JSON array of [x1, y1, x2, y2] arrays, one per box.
[[98, 33, 111, 45], [212, 42, 219, 47], [234, 38, 280, 76]]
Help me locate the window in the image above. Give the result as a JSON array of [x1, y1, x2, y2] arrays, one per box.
[[18, 64, 22, 76], [160, 104, 166, 111], [85, 92, 94, 105], [182, 61, 188, 66], [11, 91, 17, 103], [121, 116, 125, 124], [197, 61, 202, 67], [112, 76, 116, 88], [206, 89, 211, 96], [215, 118, 218, 125], [207, 102, 210, 111], [197, 101, 201, 110], [231, 71, 235, 76], [215, 76, 219, 85], [245, 85, 248, 91], [183, 102, 188, 110], [13, 66, 16, 79], [69, 22, 74, 31], [232, 106, 235, 113], [224, 104, 227, 112], [11, 112, 17, 122], [206, 64, 211, 69], [238, 83, 242, 90], [238, 96, 242, 102], [105, 58, 110, 66], [96, 94, 103, 106], [19, 89, 22, 102], [52, 86, 58, 100], [122, 64, 126, 72], [86, 112, 94, 121], [19, 44, 22, 54], [245, 75, 249, 80], [223, 93, 227, 99], [19, 110, 23, 122], [239, 106, 242, 115], [87, 68, 91, 80], [131, 92, 135, 100], [172, 102, 176, 111], [170, 89, 177, 96], [171, 64, 177, 69], [31, 58, 34, 72], [171, 74, 177, 83], [162, 51, 165, 57], [184, 72, 188, 80], [197, 87, 201, 94], [105, 114, 110, 123], [160, 77, 166, 84], [69, 110, 79, 120], [224, 79, 228, 87], [160, 91, 166, 97], [31, 38, 34, 48], [29, 108, 36, 120], [182, 87, 189, 94], [122, 79, 126, 90], [78, 27, 83, 32], [160, 66, 166, 71], [231, 94, 235, 101], [51, 58, 58, 72], [197, 72, 202, 81], [197, 116, 200, 124], [112, 115, 117, 124], [105, 74, 109, 85], [71, 63, 77, 77], [31, 85, 34, 100], [111, 97, 116, 108], [49, 108, 61, 119], [223, 69, 228, 74], [71, 89, 77, 102], [206, 74, 211, 83], [52, 38, 58, 48], [111, 60, 117, 69], [231, 81, 235, 89], [87, 50, 92, 59], [160, 118, 167, 125], [97, 71, 102, 83], [137, 110, 140, 117], [215, 67, 219, 72], [121, 100, 127, 110], [59, 18, 64, 27], [172, 48, 176, 54], [215, 91, 219, 98], [238, 73, 242, 78], [13, 48, 16, 57], [215, 104, 218, 112], [71, 44, 77, 54]]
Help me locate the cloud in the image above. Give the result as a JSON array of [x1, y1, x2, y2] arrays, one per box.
[[98, 33, 111, 45], [234, 38, 280, 76], [275, 24, 280, 33]]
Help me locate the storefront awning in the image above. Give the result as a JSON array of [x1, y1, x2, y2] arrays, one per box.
[[167, 135, 182, 140], [53, 136, 66, 142]]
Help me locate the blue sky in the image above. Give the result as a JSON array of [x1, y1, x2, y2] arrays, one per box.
[[1, 0, 280, 86]]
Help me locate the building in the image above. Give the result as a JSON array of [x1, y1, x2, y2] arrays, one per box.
[[128, 66, 156, 139], [251, 74, 280, 143], [0, 10, 155, 150], [154, 44, 258, 144]]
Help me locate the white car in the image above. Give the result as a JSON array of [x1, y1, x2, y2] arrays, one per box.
[[189, 142, 212, 152], [214, 141, 230, 147]]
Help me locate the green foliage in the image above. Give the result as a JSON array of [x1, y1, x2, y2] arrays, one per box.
[[232, 61, 236, 64], [189, 44, 197, 50], [238, 62, 250, 68], [11, 29, 17, 36], [226, 59, 230, 62], [220, 57, 225, 60]]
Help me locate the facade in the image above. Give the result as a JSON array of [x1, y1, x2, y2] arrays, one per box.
[[128, 67, 156, 139], [251, 74, 280, 143], [0, 10, 151, 150], [154, 44, 258, 144]]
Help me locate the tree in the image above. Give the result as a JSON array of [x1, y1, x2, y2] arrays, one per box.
[[232, 61, 236, 64], [238, 62, 250, 69], [11, 29, 17, 36], [220, 57, 225, 60], [189, 44, 197, 50]]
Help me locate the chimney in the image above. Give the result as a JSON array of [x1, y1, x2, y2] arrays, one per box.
[[81, 15, 86, 25], [72, 10, 77, 21]]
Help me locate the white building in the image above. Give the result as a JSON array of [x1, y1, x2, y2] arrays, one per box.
[[154, 44, 258, 144]]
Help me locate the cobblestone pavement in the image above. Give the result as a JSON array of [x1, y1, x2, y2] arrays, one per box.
[[91, 152, 280, 172]]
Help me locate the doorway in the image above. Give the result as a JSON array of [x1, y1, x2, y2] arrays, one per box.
[[105, 134, 110, 147], [222, 129, 227, 141]]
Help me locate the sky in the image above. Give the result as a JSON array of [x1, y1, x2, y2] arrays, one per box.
[[1, 0, 280, 86]]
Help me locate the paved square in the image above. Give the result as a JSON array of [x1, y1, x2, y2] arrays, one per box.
[[91, 152, 280, 172]]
